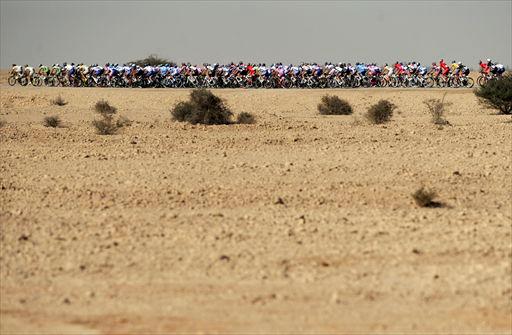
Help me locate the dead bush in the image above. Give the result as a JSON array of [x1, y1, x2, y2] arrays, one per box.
[[424, 93, 451, 125], [116, 115, 132, 128], [474, 74, 512, 115], [365, 100, 396, 124], [237, 112, 256, 124], [171, 89, 233, 125], [93, 100, 122, 135], [43, 115, 62, 128], [318, 95, 353, 115], [94, 100, 117, 117], [92, 118, 119, 135], [412, 187, 443, 208], [51, 95, 67, 106]]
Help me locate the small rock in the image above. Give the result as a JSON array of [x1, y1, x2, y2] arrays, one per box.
[[412, 248, 422, 255], [453, 171, 461, 176], [18, 234, 30, 241], [63, 298, 71, 304], [275, 197, 285, 205], [219, 255, 230, 261]]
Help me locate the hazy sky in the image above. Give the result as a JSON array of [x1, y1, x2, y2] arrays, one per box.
[[1, 0, 511, 68]]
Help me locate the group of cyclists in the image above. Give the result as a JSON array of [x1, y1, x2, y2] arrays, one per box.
[[8, 59, 506, 89]]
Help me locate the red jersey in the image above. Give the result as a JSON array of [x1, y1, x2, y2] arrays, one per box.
[[440, 60, 448, 71], [394, 63, 403, 74], [247, 65, 255, 76], [479, 62, 489, 74]]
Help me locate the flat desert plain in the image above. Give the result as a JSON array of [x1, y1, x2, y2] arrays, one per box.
[[0, 85, 511, 333]]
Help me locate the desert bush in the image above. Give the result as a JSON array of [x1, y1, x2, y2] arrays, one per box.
[[365, 100, 396, 124], [237, 112, 256, 124], [92, 100, 122, 135], [94, 100, 117, 116], [317, 95, 353, 115], [93, 118, 119, 135], [412, 187, 442, 208], [51, 95, 67, 106], [172, 101, 195, 122], [130, 54, 175, 67], [424, 93, 452, 125], [474, 75, 512, 115], [171, 89, 233, 125], [116, 115, 132, 128], [43, 115, 62, 128]]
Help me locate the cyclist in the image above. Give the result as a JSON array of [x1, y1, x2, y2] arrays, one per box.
[[479, 60, 490, 75], [428, 62, 440, 77], [493, 62, 505, 76], [417, 63, 427, 76], [10, 64, 23, 79], [439, 59, 450, 77], [23, 64, 35, 84], [38, 64, 50, 77], [450, 60, 459, 73]]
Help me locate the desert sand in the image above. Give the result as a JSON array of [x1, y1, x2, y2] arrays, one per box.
[[0, 85, 511, 333]]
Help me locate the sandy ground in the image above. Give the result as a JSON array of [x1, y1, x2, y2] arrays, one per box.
[[0, 85, 511, 334]]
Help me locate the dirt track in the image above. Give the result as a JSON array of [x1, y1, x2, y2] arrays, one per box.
[[0, 86, 511, 333]]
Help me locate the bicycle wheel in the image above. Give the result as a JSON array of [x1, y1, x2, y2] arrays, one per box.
[[8, 76, 16, 86], [465, 77, 474, 88], [20, 77, 28, 86], [477, 75, 486, 86]]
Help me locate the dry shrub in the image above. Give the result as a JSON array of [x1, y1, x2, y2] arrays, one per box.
[[130, 54, 175, 67], [424, 93, 451, 125], [237, 112, 256, 124], [51, 95, 67, 106], [94, 100, 117, 116], [365, 100, 396, 124], [0, 119, 6, 128], [171, 89, 232, 125], [474, 74, 512, 115], [318, 95, 353, 115], [93, 118, 119, 135], [43, 115, 62, 128], [93, 100, 121, 135], [116, 115, 132, 128], [412, 187, 443, 208]]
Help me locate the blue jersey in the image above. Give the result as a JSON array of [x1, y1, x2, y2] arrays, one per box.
[[356, 64, 366, 74]]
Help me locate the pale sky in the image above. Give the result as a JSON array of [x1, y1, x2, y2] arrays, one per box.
[[1, 0, 511, 68]]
